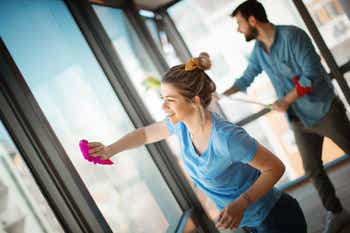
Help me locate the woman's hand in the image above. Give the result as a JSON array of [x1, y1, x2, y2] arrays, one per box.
[[216, 198, 248, 230], [88, 142, 111, 160]]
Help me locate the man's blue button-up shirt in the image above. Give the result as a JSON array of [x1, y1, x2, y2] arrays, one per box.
[[234, 25, 335, 128]]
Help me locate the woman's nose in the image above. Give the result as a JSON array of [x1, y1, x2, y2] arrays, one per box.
[[161, 101, 167, 110]]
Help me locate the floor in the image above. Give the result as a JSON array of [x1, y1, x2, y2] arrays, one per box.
[[286, 158, 350, 233]]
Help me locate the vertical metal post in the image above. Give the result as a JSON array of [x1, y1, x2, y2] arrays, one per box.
[[293, 0, 350, 104]]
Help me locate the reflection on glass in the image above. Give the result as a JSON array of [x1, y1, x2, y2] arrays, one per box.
[[93, 5, 166, 121], [168, 0, 345, 219], [0, 121, 64, 233], [304, 0, 350, 66], [0, 1, 182, 233], [143, 15, 182, 67]]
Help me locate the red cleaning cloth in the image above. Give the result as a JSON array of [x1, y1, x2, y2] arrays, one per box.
[[292, 76, 312, 96]]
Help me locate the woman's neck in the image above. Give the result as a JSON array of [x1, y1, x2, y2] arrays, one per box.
[[184, 110, 212, 140]]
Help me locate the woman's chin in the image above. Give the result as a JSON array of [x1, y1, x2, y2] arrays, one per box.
[[168, 116, 180, 124]]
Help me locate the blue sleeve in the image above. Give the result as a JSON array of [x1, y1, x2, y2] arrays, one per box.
[[234, 44, 262, 92], [290, 28, 322, 87], [164, 118, 177, 135], [226, 127, 259, 164]]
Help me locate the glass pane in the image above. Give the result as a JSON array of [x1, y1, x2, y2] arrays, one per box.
[[0, 120, 65, 233], [93, 5, 193, 154], [304, 0, 350, 66], [0, 1, 182, 233], [93, 5, 165, 121], [143, 15, 182, 67], [339, 72, 350, 113], [168, 0, 346, 219]]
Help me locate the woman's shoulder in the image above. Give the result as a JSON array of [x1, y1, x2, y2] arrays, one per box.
[[212, 112, 254, 144], [212, 112, 241, 135]]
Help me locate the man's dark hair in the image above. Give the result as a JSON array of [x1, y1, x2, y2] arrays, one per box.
[[231, 0, 269, 23]]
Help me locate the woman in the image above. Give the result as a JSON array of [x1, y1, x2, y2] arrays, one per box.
[[88, 53, 307, 233]]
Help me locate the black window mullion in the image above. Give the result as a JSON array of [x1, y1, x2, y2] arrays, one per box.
[[157, 9, 192, 63], [292, 0, 350, 105], [340, 60, 350, 74], [123, 4, 169, 73]]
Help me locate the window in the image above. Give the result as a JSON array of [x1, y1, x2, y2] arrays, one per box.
[[0, 1, 182, 232], [0, 121, 64, 233], [142, 13, 182, 67], [93, 5, 165, 121], [168, 0, 346, 218], [305, 0, 350, 66]]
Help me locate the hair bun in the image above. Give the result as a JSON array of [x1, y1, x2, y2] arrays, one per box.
[[197, 52, 211, 70]]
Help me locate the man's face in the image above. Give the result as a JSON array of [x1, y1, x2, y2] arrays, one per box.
[[235, 12, 258, 41]]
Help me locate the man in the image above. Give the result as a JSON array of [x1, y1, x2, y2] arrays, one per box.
[[221, 1, 350, 233]]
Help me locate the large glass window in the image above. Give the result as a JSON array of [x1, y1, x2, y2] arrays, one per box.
[[168, 0, 346, 218], [92, 4, 186, 160], [304, 0, 350, 66], [0, 121, 64, 233], [0, 1, 182, 233], [93, 5, 167, 121], [139, 10, 182, 67]]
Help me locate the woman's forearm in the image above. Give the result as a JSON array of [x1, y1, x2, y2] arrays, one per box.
[[239, 165, 285, 207], [106, 121, 170, 159], [238, 145, 285, 207], [106, 128, 147, 158]]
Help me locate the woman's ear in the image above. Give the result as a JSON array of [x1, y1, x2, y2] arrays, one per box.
[[194, 96, 201, 106]]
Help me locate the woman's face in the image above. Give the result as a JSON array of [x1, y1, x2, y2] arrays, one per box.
[[160, 83, 195, 124]]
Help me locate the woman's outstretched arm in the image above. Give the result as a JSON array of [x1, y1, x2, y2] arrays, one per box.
[[88, 121, 171, 159]]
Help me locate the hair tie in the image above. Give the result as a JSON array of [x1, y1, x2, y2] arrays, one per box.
[[185, 58, 199, 71]]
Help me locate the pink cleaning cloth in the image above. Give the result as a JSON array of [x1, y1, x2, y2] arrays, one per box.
[[79, 139, 113, 165]]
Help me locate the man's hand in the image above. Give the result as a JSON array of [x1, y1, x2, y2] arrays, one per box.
[[272, 98, 290, 112], [216, 198, 248, 230], [272, 87, 299, 112]]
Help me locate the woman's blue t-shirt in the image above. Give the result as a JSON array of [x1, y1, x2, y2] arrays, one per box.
[[165, 112, 281, 227]]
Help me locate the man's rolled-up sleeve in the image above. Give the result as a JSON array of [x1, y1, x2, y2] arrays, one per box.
[[291, 28, 323, 89]]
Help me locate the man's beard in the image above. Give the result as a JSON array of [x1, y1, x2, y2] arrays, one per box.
[[245, 25, 258, 41]]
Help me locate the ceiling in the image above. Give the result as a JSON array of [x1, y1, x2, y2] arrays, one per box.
[[90, 0, 179, 11], [134, 0, 178, 10]]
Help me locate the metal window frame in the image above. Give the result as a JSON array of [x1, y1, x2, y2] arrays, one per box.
[[340, 60, 350, 74], [65, 1, 219, 232], [0, 39, 112, 233], [155, 0, 182, 12], [292, 0, 350, 105], [89, 0, 126, 8], [175, 208, 194, 233], [155, 9, 192, 63], [123, 3, 169, 73]]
